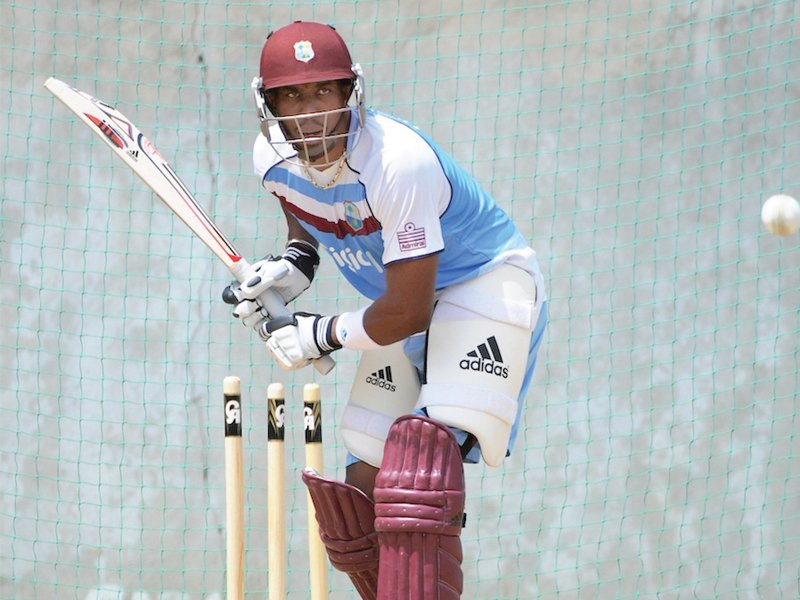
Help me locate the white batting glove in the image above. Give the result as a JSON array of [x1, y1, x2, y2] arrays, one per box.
[[230, 296, 271, 337], [222, 240, 320, 337], [239, 240, 319, 304], [263, 312, 341, 371]]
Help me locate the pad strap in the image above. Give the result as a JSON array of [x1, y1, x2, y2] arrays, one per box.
[[374, 415, 465, 599], [302, 469, 378, 600]]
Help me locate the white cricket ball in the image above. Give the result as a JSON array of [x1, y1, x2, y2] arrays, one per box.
[[761, 194, 800, 237]]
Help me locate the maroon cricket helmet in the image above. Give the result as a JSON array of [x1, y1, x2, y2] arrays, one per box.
[[259, 21, 356, 91]]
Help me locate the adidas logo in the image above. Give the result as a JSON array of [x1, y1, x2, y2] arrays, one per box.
[[459, 336, 509, 378], [366, 366, 396, 392]]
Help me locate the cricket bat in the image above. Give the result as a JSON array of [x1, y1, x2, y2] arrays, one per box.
[[44, 77, 334, 375]]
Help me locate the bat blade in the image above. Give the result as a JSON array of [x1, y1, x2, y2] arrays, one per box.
[[44, 77, 334, 375], [44, 77, 241, 268]]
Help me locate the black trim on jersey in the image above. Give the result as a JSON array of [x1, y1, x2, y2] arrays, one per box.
[[382, 247, 444, 268]]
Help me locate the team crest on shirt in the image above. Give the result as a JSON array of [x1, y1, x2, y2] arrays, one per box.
[[344, 202, 363, 231], [294, 41, 314, 62]]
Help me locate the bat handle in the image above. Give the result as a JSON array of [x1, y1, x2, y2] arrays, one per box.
[[231, 259, 336, 375]]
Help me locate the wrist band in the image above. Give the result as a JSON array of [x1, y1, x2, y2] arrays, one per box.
[[335, 306, 382, 350], [315, 315, 342, 353], [283, 239, 320, 281]]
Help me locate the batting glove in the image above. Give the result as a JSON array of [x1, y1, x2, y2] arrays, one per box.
[[263, 312, 342, 371], [222, 240, 320, 336]]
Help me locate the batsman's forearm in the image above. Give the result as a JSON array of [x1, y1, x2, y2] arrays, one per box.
[[333, 300, 431, 349], [363, 297, 433, 345]]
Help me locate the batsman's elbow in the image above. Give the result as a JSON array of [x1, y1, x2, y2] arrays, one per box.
[[406, 306, 434, 335]]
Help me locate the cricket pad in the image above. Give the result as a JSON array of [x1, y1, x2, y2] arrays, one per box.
[[302, 469, 379, 600], [373, 415, 466, 600]]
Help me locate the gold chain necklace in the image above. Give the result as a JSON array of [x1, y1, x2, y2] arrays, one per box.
[[304, 155, 346, 190]]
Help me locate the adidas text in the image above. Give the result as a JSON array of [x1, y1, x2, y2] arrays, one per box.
[[366, 376, 396, 392], [366, 366, 396, 391], [459, 358, 509, 378]]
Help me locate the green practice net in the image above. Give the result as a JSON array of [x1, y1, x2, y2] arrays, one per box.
[[2, 1, 799, 598]]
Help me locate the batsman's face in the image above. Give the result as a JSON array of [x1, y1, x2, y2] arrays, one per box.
[[269, 80, 352, 164]]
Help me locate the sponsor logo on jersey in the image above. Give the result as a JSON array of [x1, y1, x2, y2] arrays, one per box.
[[459, 335, 509, 378], [328, 246, 384, 274], [397, 222, 427, 251], [366, 366, 396, 392], [294, 40, 314, 63]]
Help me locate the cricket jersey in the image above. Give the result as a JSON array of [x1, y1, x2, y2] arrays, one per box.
[[253, 108, 537, 300]]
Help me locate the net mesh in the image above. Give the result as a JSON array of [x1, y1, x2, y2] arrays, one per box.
[[2, 1, 799, 598]]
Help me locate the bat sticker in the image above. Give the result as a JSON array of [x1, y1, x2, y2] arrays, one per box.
[[85, 113, 125, 149]]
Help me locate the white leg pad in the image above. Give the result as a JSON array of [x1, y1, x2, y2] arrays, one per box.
[[418, 264, 542, 467], [419, 385, 518, 467], [341, 341, 420, 467]]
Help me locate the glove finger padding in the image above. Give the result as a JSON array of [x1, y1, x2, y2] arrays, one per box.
[[221, 282, 243, 305], [265, 313, 341, 371], [264, 314, 315, 370], [374, 415, 465, 600], [302, 469, 379, 600], [239, 241, 319, 304], [223, 282, 270, 338], [233, 299, 268, 331], [266, 335, 311, 371], [237, 256, 290, 300]]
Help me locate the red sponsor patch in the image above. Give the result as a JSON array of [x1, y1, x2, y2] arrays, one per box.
[[86, 113, 125, 149]]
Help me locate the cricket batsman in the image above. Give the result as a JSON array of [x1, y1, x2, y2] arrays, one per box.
[[223, 21, 548, 599]]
